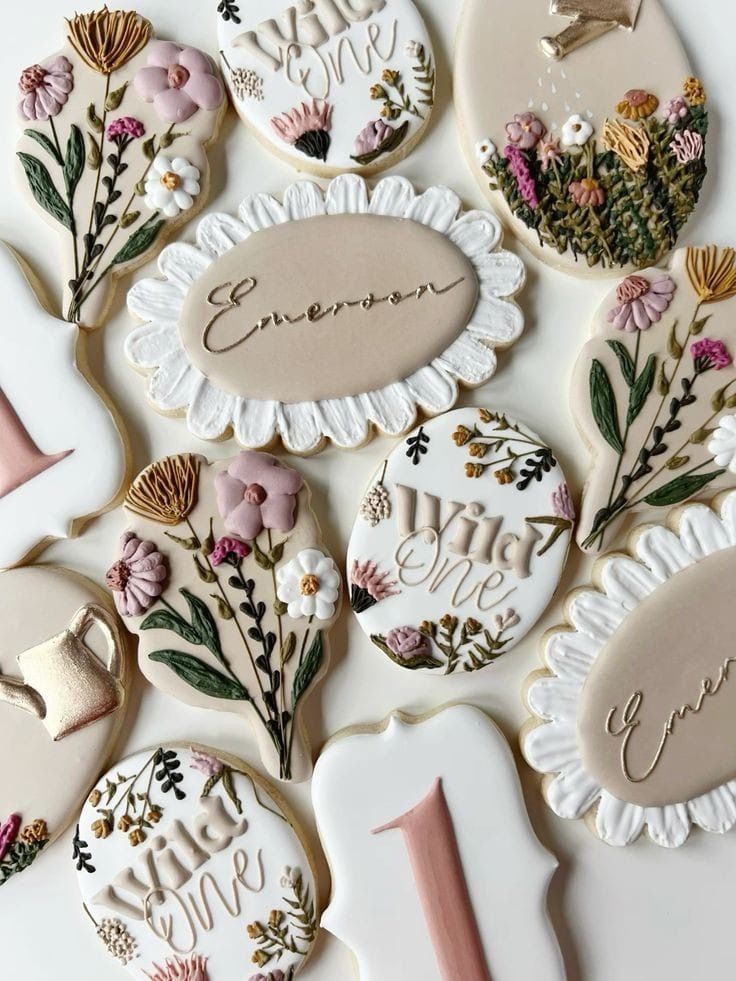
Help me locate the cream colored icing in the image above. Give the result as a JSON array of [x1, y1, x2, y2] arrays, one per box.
[[454, 0, 693, 276], [579, 545, 736, 807], [178, 214, 479, 402], [0, 567, 128, 853]]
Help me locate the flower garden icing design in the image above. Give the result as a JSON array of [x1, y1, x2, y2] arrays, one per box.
[[0, 243, 126, 568], [76, 744, 317, 978], [312, 705, 564, 980], [573, 246, 736, 552], [15, 8, 226, 328], [524, 490, 736, 848], [455, 0, 706, 275], [0, 566, 130, 886], [109, 453, 341, 783], [217, 0, 435, 175], [126, 175, 525, 454], [347, 408, 573, 675]]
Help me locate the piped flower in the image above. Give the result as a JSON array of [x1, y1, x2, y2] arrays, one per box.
[[551, 482, 576, 522], [215, 452, 303, 541], [561, 113, 593, 147], [106, 531, 168, 618], [690, 338, 732, 371], [662, 95, 688, 125], [683, 76, 707, 107], [616, 89, 658, 121], [134, 41, 224, 123], [606, 274, 676, 331], [350, 558, 399, 613], [271, 100, 333, 162], [569, 177, 605, 208], [209, 536, 250, 566], [385, 626, 433, 667], [189, 750, 224, 777], [107, 115, 145, 140], [686, 246, 736, 304], [276, 549, 340, 620], [504, 145, 539, 209], [0, 814, 21, 861], [670, 129, 704, 164], [144, 154, 201, 218], [708, 415, 736, 472], [505, 112, 545, 150], [17, 57, 74, 121], [475, 137, 496, 166], [66, 8, 151, 74], [537, 136, 563, 172], [353, 118, 393, 157], [143, 954, 209, 980]]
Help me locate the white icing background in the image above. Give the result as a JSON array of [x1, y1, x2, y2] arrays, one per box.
[[1, 1, 734, 978]]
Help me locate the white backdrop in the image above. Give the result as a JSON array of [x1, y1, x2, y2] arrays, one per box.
[[2, 1, 734, 978]]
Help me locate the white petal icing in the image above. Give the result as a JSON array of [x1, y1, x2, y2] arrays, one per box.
[[125, 322, 181, 367], [644, 804, 690, 848], [544, 763, 602, 821], [448, 211, 502, 260], [595, 793, 646, 846], [277, 402, 323, 454], [368, 175, 416, 216], [523, 722, 579, 773], [283, 180, 327, 220], [436, 333, 497, 384], [404, 185, 461, 233], [325, 174, 369, 214], [404, 365, 458, 414], [186, 381, 236, 440], [232, 398, 278, 449], [239, 192, 288, 231], [688, 782, 736, 834], [196, 212, 250, 256], [527, 677, 581, 723], [567, 589, 627, 642]]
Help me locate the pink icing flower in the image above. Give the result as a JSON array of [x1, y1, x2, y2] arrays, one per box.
[[107, 116, 145, 139], [106, 532, 168, 618], [144, 954, 209, 981], [0, 814, 21, 861], [134, 41, 224, 123], [670, 129, 704, 164], [691, 338, 732, 371], [505, 112, 545, 151], [249, 973, 285, 981], [271, 100, 333, 161], [569, 177, 605, 208], [607, 274, 676, 332], [386, 626, 431, 662], [537, 136, 563, 172], [353, 118, 393, 157], [662, 95, 688, 125], [189, 750, 223, 777], [18, 56, 73, 121], [504, 145, 539, 209], [215, 452, 303, 541], [209, 536, 251, 566], [350, 559, 399, 603], [551, 483, 576, 522]]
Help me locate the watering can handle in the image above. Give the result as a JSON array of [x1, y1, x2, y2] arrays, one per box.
[[68, 603, 125, 681]]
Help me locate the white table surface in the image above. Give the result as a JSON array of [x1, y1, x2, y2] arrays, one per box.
[[2, 1, 734, 978]]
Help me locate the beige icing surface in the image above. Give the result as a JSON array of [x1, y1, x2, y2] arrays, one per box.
[[178, 214, 479, 402], [0, 566, 128, 851], [579, 546, 736, 807], [454, 0, 692, 275]]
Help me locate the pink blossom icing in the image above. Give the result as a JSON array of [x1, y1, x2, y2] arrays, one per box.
[[551, 482, 576, 522], [215, 452, 303, 541], [353, 119, 393, 156], [209, 536, 251, 566], [0, 814, 21, 861], [134, 41, 223, 123], [691, 338, 732, 370], [607, 275, 676, 332], [503, 145, 539, 209], [386, 626, 431, 661], [144, 954, 209, 981], [106, 531, 168, 618], [17, 56, 73, 121]]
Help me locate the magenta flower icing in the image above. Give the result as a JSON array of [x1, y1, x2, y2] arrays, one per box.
[[607, 274, 676, 332], [353, 118, 393, 156], [134, 41, 224, 123], [386, 626, 431, 661], [18, 56, 73, 121], [107, 116, 145, 139], [551, 482, 576, 522], [691, 338, 732, 370], [215, 452, 303, 541], [106, 531, 168, 618], [0, 814, 21, 861], [210, 536, 251, 566], [503, 145, 539, 209]]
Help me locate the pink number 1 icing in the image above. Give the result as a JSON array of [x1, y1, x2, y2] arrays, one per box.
[[373, 778, 491, 981]]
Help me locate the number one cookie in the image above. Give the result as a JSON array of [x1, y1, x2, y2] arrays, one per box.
[[373, 778, 491, 981]]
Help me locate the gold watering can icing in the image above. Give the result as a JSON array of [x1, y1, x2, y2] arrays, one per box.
[[0, 603, 124, 740], [540, 0, 642, 59]]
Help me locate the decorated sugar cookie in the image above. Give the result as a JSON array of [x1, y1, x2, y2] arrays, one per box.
[[107, 452, 341, 783], [347, 407, 573, 674], [15, 7, 226, 328], [573, 246, 736, 553], [0, 565, 129, 886], [75, 744, 318, 977], [217, 0, 435, 176], [524, 490, 736, 847], [455, 0, 708, 275], [0, 243, 126, 568], [312, 704, 564, 980], [126, 175, 525, 453]]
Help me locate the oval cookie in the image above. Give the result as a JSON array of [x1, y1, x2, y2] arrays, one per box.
[[15, 7, 226, 328], [75, 743, 318, 977], [107, 451, 341, 783], [347, 407, 573, 674], [126, 175, 525, 453], [0, 565, 129, 887], [572, 246, 736, 553], [455, 0, 707, 276], [523, 490, 736, 847], [217, 0, 435, 175]]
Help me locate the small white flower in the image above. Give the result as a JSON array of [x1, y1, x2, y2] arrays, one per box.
[[276, 548, 340, 620], [708, 414, 736, 471], [280, 865, 301, 889], [404, 40, 423, 59], [475, 137, 497, 165], [145, 154, 201, 219], [493, 608, 520, 632], [561, 113, 593, 147]]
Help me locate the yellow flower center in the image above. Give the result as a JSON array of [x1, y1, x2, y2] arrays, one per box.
[[161, 170, 181, 191], [299, 574, 320, 596]]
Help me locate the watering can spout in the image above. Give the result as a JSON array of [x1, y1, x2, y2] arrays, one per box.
[[0, 676, 45, 720]]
